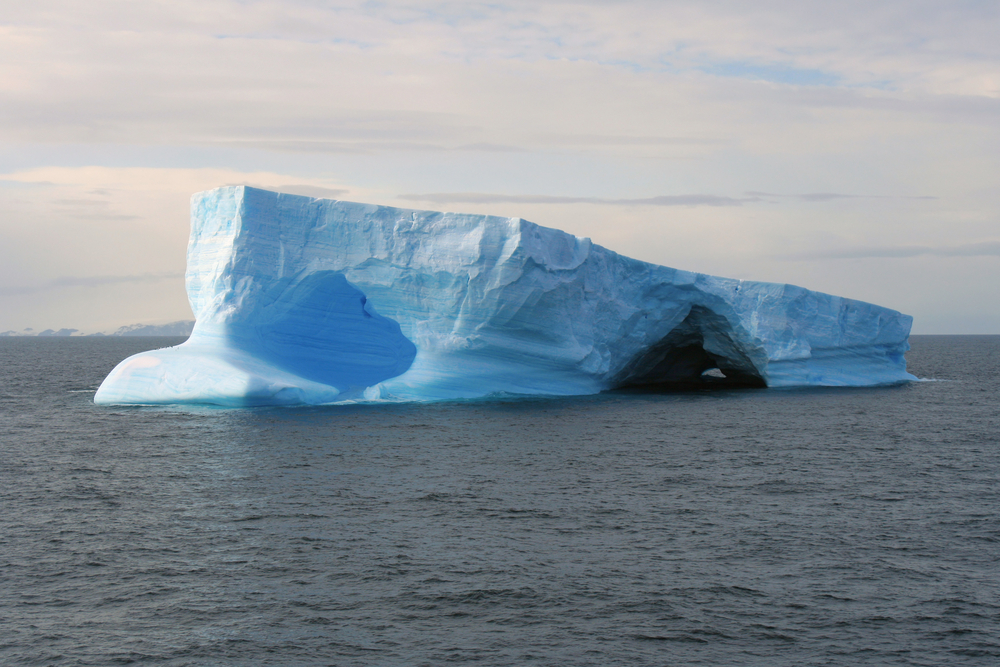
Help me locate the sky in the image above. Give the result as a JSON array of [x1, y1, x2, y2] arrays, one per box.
[[1, 0, 998, 334]]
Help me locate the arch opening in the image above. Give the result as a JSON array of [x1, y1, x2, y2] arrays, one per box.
[[610, 306, 765, 392]]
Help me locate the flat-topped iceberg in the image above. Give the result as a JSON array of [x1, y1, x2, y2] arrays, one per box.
[[95, 186, 914, 406]]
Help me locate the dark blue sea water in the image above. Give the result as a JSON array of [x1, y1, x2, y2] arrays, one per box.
[[2, 336, 999, 666]]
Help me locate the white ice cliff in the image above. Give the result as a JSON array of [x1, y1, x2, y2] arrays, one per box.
[[94, 186, 915, 406]]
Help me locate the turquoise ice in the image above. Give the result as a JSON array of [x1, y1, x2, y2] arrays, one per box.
[[95, 186, 914, 406]]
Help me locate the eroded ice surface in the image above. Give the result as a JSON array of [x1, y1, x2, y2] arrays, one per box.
[[94, 186, 914, 406]]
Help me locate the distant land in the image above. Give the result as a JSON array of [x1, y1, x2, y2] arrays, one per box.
[[0, 320, 195, 338]]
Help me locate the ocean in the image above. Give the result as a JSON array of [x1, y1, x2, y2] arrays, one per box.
[[2, 335, 998, 666]]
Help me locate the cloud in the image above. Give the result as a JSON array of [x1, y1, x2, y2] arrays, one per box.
[[746, 191, 938, 202], [397, 193, 754, 206], [453, 142, 525, 152], [536, 134, 725, 148], [0, 179, 57, 190], [0, 272, 183, 297], [47, 197, 140, 221], [2, 0, 997, 154], [232, 183, 348, 198], [274, 184, 348, 198], [698, 62, 841, 87], [399, 191, 940, 207], [783, 240, 1000, 260], [0, 166, 354, 196]]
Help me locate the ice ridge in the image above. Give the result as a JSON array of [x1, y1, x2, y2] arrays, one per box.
[[94, 186, 915, 406]]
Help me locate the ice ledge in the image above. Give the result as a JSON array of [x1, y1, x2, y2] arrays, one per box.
[[95, 185, 914, 406]]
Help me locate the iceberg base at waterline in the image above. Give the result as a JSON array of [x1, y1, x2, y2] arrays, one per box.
[[94, 186, 915, 406]]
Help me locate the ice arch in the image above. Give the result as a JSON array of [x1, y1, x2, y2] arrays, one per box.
[[611, 306, 766, 390]]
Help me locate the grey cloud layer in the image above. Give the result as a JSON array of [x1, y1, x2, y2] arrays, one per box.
[[6, 1, 993, 89], [1, 1, 997, 150], [231, 183, 349, 198], [397, 193, 753, 206], [785, 241, 1000, 260], [746, 192, 938, 202], [0, 273, 182, 297], [397, 192, 936, 206]]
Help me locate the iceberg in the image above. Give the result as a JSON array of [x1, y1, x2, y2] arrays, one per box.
[[94, 186, 914, 406]]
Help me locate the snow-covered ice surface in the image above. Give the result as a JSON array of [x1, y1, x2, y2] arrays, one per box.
[[95, 186, 915, 406]]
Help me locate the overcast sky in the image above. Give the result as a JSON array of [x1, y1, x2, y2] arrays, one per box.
[[1, 0, 997, 333]]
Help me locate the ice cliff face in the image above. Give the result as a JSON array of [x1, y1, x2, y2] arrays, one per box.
[[94, 186, 914, 406]]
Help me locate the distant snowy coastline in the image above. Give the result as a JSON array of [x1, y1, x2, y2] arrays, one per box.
[[0, 320, 194, 338]]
